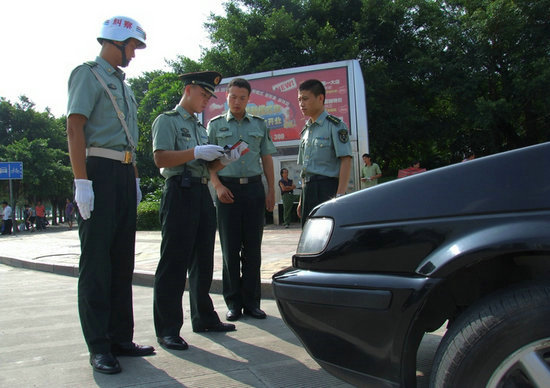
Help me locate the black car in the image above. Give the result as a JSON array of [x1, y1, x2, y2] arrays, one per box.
[[272, 142, 550, 387]]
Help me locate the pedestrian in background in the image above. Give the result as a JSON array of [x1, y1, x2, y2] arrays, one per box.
[[208, 77, 277, 322], [65, 198, 75, 230], [152, 71, 238, 352], [23, 204, 33, 231], [398, 160, 426, 178], [35, 201, 46, 230], [66, 15, 153, 375], [28, 202, 36, 232], [1, 201, 12, 235], [278, 168, 300, 228], [297, 79, 352, 227], [360, 153, 382, 189]]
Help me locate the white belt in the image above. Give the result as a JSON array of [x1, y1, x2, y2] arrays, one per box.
[[86, 147, 134, 164]]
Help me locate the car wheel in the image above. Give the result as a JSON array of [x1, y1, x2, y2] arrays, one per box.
[[429, 283, 550, 388]]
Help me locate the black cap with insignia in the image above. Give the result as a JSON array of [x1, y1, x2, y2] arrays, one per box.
[[179, 71, 222, 98]]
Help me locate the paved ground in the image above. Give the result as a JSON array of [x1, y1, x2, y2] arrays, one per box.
[[0, 224, 444, 387], [0, 223, 302, 298]]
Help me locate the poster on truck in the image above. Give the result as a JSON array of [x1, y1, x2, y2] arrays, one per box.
[[203, 66, 353, 143]]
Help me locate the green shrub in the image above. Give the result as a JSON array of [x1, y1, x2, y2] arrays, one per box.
[[137, 201, 161, 230]]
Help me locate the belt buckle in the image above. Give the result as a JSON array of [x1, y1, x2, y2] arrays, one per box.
[[201, 177, 208, 184], [239, 177, 249, 184], [123, 151, 132, 164]]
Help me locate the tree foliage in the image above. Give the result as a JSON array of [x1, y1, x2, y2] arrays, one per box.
[[198, 0, 549, 172], [0, 97, 73, 219]]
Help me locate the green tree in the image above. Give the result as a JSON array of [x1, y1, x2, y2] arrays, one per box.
[[449, 0, 550, 154], [128, 0, 549, 181], [0, 97, 73, 222], [196, 0, 550, 173]]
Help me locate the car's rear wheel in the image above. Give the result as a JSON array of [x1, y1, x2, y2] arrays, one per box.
[[429, 283, 550, 388]]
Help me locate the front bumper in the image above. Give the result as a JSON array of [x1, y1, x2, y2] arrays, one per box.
[[272, 268, 438, 387]]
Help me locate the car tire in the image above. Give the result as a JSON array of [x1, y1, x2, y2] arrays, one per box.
[[429, 282, 550, 388]]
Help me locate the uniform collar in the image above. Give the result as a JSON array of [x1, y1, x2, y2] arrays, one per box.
[[305, 110, 328, 128], [95, 56, 126, 81], [226, 110, 251, 122], [175, 104, 198, 121]]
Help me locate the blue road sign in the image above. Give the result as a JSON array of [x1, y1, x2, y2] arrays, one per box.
[[0, 162, 23, 180]]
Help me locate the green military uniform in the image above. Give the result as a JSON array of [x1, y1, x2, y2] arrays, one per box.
[[67, 56, 138, 354], [298, 110, 352, 226], [207, 111, 277, 311], [152, 104, 222, 335]]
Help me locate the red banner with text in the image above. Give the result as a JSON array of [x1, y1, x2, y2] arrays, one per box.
[[203, 66, 350, 143]]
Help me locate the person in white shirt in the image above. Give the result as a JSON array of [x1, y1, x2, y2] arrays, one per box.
[[2, 201, 13, 235]]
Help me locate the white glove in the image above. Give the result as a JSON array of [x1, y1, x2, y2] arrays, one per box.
[[220, 147, 242, 166], [194, 145, 225, 161], [74, 179, 94, 220], [136, 178, 142, 206]]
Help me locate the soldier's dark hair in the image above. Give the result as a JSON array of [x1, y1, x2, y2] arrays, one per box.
[[280, 168, 288, 177], [227, 78, 251, 95], [299, 79, 326, 99]]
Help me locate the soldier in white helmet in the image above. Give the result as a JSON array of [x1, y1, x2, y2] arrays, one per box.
[[66, 16, 153, 375]]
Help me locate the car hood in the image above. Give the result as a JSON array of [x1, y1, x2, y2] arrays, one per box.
[[312, 142, 550, 225]]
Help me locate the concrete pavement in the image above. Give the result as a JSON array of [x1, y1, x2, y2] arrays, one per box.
[[0, 224, 444, 387], [0, 223, 302, 298], [0, 264, 355, 387]]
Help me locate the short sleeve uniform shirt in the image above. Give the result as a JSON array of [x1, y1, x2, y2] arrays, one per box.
[[152, 105, 210, 179], [67, 56, 138, 152], [207, 111, 276, 178], [298, 111, 352, 178]]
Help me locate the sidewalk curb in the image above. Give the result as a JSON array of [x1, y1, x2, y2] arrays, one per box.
[[0, 256, 276, 299]]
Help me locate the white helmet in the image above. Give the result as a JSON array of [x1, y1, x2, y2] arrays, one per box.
[[97, 16, 146, 48]]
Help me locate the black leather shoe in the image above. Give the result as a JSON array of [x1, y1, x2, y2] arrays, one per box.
[[90, 353, 121, 374], [193, 322, 236, 333], [244, 307, 267, 319], [157, 336, 188, 350], [226, 309, 242, 321], [111, 342, 155, 357]]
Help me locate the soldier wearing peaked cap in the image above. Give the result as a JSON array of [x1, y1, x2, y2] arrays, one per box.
[[178, 71, 222, 97], [152, 71, 239, 352], [66, 15, 153, 375], [297, 79, 352, 227]]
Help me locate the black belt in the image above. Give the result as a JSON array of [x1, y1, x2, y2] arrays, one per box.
[[305, 174, 337, 183], [219, 175, 261, 184]]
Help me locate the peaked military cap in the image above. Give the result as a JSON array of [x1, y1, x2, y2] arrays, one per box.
[[179, 71, 222, 98]]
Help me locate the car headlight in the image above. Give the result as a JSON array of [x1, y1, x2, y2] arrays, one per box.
[[296, 217, 334, 255]]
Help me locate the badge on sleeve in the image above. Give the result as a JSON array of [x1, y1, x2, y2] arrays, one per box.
[[338, 129, 349, 143]]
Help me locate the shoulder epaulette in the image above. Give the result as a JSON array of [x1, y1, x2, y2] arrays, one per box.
[[210, 114, 225, 122], [326, 115, 341, 125], [164, 110, 178, 116], [83, 61, 98, 67], [250, 114, 265, 121]]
